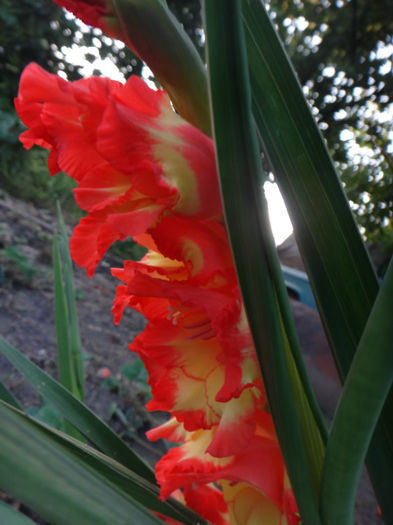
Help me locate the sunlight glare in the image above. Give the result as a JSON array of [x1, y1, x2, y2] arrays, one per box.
[[264, 182, 293, 245]]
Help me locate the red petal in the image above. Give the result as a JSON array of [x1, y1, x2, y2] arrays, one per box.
[[131, 319, 223, 430], [97, 78, 221, 220], [158, 429, 285, 511], [72, 166, 132, 212], [146, 418, 186, 444], [183, 484, 229, 525], [70, 214, 120, 277], [149, 217, 235, 284]]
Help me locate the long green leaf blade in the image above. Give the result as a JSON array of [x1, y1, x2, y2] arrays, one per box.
[[320, 256, 393, 524], [113, 0, 210, 134], [242, 1, 393, 518], [53, 232, 85, 440], [56, 204, 84, 401], [53, 233, 77, 395], [0, 402, 206, 525], [243, 0, 378, 376], [203, 1, 321, 522], [0, 335, 155, 484], [0, 402, 162, 525]]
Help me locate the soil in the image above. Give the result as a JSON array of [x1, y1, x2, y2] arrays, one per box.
[[0, 191, 384, 524], [0, 191, 168, 522]]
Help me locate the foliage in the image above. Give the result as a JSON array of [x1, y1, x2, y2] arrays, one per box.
[[166, 0, 393, 253], [27, 401, 67, 431], [110, 238, 147, 262], [0, 0, 142, 103], [269, 0, 393, 253], [167, 0, 204, 55], [0, 245, 39, 282]]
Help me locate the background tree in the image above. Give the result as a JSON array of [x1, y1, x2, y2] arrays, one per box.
[[270, 0, 393, 262]]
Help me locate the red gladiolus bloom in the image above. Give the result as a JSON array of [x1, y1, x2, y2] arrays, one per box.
[[16, 64, 299, 524], [149, 416, 284, 505], [112, 216, 299, 523], [156, 485, 229, 525], [182, 484, 229, 525], [112, 218, 263, 417], [15, 64, 221, 276]]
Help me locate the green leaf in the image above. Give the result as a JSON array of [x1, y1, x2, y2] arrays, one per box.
[[0, 401, 162, 525], [53, 232, 84, 439], [0, 500, 36, 524], [27, 403, 66, 431], [113, 0, 210, 134], [242, 0, 379, 375], [320, 256, 393, 524], [53, 235, 82, 391], [0, 402, 206, 525], [203, 1, 322, 522], [121, 360, 148, 384], [0, 335, 156, 484], [242, 1, 393, 518], [55, 203, 84, 401]]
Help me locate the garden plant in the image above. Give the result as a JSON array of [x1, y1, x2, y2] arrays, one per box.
[[0, 1, 392, 524]]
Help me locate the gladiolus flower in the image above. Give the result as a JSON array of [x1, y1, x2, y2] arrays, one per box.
[[182, 484, 229, 525], [15, 64, 221, 276], [155, 485, 229, 525], [112, 216, 299, 523], [221, 481, 300, 525], [112, 218, 263, 419], [16, 63, 299, 524], [149, 417, 284, 506]]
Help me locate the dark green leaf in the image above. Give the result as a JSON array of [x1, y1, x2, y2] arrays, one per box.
[[53, 234, 78, 394], [242, 1, 393, 518], [0, 401, 162, 525], [1, 402, 206, 525], [203, 1, 322, 521], [0, 335, 156, 484], [320, 256, 393, 524], [113, 0, 211, 134], [243, 0, 379, 376], [55, 203, 84, 401], [53, 232, 84, 439]]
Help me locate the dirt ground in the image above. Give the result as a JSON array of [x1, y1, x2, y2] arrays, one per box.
[[0, 192, 170, 520], [0, 191, 384, 524]]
